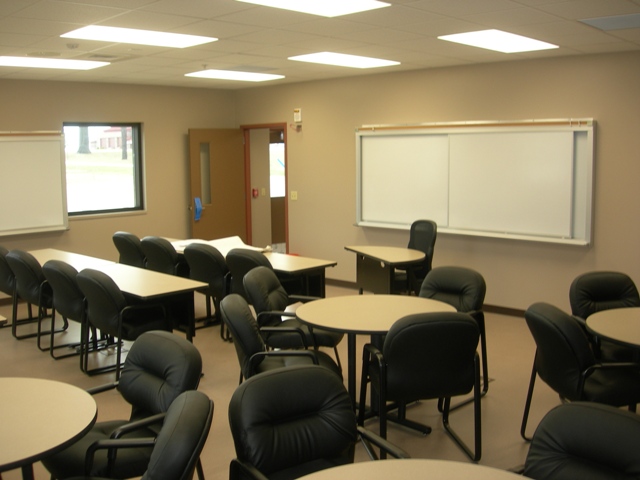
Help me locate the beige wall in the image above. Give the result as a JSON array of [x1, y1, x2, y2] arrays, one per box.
[[0, 80, 236, 262], [1, 51, 639, 311], [235, 51, 640, 311]]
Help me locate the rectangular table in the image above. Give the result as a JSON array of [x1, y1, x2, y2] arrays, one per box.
[[344, 245, 425, 294], [29, 249, 206, 341], [170, 238, 337, 297]]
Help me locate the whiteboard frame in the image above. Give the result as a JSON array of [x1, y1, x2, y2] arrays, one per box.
[[355, 119, 594, 246]]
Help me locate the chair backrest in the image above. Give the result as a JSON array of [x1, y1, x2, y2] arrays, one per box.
[[419, 266, 486, 313], [5, 249, 52, 306], [523, 402, 640, 480], [219, 294, 267, 379], [569, 271, 640, 320], [524, 302, 597, 401], [42, 260, 85, 323], [141, 236, 186, 276], [407, 219, 437, 278], [183, 243, 228, 298], [113, 231, 146, 268], [226, 248, 272, 300], [382, 312, 479, 400], [142, 390, 213, 480], [76, 268, 128, 336], [0, 245, 16, 296], [119, 330, 203, 422], [243, 266, 289, 326], [228, 365, 357, 479]]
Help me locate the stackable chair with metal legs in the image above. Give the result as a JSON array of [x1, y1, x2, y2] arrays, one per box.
[[520, 302, 640, 441], [359, 311, 482, 461], [5, 249, 63, 345], [42, 260, 91, 361], [419, 266, 489, 406], [183, 242, 231, 340], [76, 268, 173, 380], [112, 231, 147, 268]]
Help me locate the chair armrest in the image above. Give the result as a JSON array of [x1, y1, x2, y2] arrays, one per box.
[[260, 325, 309, 348], [362, 343, 384, 367], [288, 294, 320, 304], [572, 315, 587, 328], [86, 381, 119, 396], [588, 361, 640, 372], [109, 412, 166, 440], [357, 426, 411, 460], [230, 459, 269, 480], [256, 310, 292, 323], [579, 361, 640, 394], [84, 437, 156, 476]]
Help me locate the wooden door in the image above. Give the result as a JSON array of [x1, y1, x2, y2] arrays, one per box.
[[188, 129, 247, 241]]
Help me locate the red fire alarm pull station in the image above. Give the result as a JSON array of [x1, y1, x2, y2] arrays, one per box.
[[252, 188, 259, 198]]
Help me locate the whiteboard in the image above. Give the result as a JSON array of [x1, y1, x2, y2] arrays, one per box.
[[361, 134, 449, 226], [355, 120, 594, 245], [0, 133, 68, 236], [448, 131, 574, 237]]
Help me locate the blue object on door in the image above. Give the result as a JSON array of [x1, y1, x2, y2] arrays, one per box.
[[194, 197, 203, 221]]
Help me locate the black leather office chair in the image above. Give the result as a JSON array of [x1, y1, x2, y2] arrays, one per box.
[[220, 294, 342, 383], [419, 266, 489, 401], [183, 243, 230, 340], [0, 245, 22, 328], [569, 271, 640, 361], [358, 311, 482, 461], [393, 219, 437, 295], [229, 365, 409, 480], [42, 330, 203, 480], [5, 249, 63, 343], [72, 390, 213, 480], [523, 402, 640, 480], [520, 302, 640, 441], [140, 236, 189, 277], [243, 266, 343, 368], [42, 259, 95, 361], [112, 231, 146, 269], [76, 268, 172, 379], [226, 248, 272, 301]]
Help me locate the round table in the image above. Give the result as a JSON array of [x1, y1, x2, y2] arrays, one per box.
[[296, 295, 456, 402], [297, 459, 528, 480], [0, 377, 97, 480], [586, 307, 640, 349]]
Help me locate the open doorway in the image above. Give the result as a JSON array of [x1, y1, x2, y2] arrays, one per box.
[[246, 125, 288, 252]]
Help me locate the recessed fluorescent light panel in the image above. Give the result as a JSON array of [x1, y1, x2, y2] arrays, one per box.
[[235, 0, 390, 17], [289, 52, 399, 68], [62, 26, 217, 48], [438, 29, 558, 53], [580, 13, 640, 31], [185, 69, 284, 82], [0, 56, 109, 70]]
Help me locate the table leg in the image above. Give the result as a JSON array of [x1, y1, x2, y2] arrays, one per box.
[[347, 333, 357, 406], [21, 464, 34, 480]]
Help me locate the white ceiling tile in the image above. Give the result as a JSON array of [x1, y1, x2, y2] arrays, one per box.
[[0, 0, 636, 88]]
